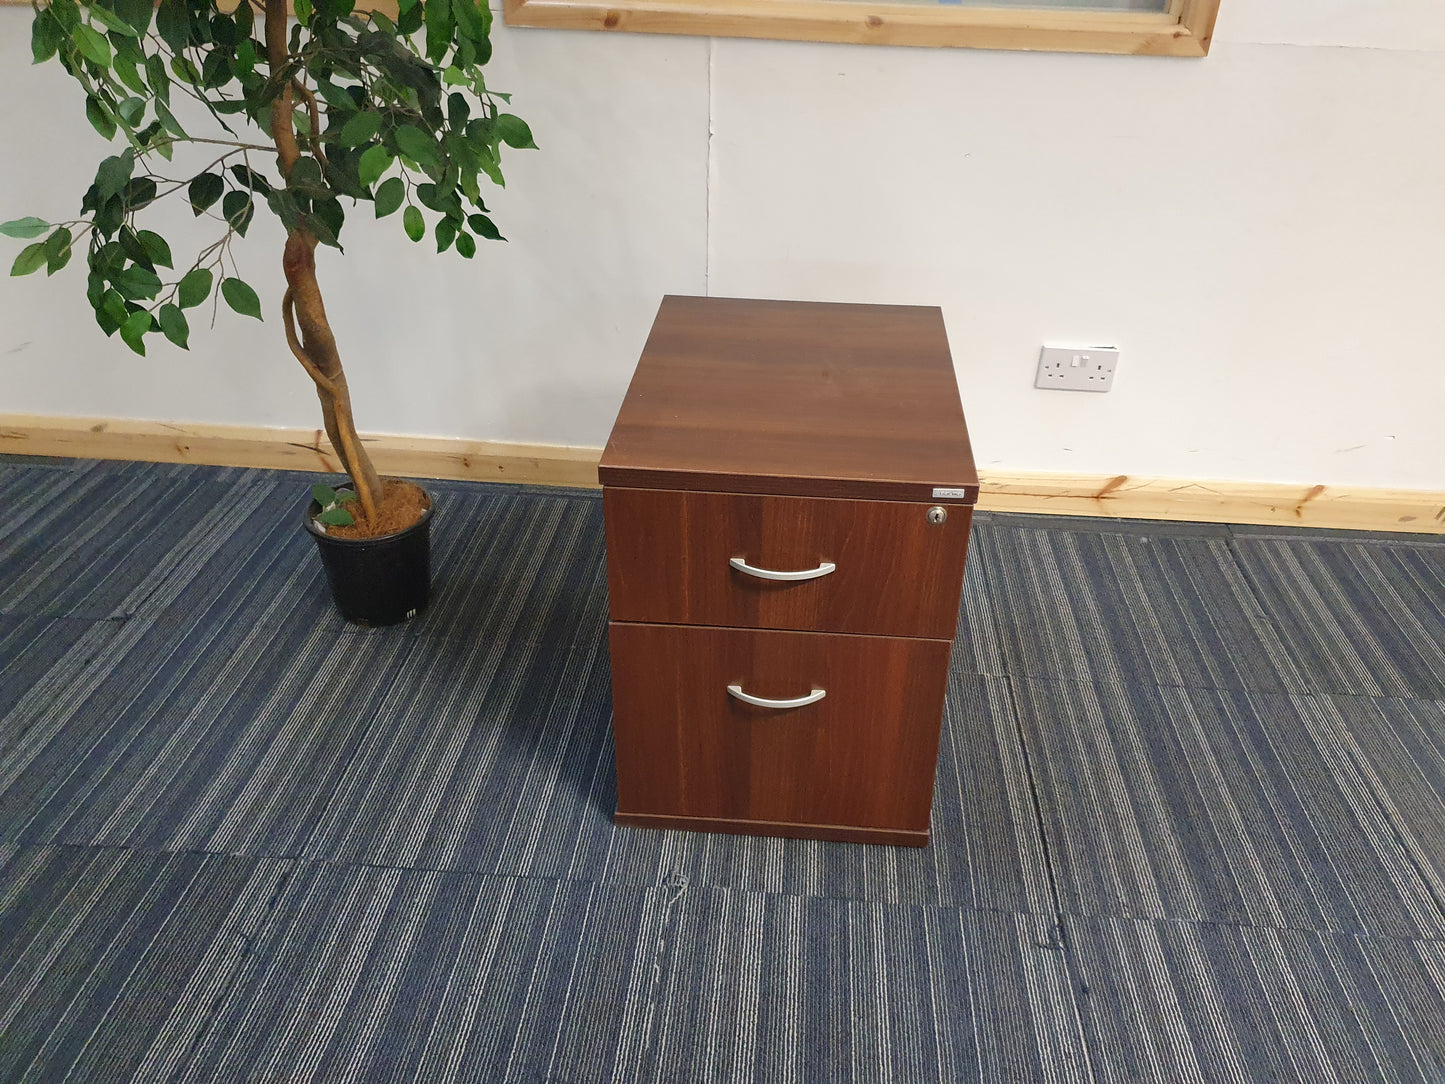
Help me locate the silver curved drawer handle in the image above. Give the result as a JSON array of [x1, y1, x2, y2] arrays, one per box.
[[727, 684, 827, 709], [729, 557, 837, 582]]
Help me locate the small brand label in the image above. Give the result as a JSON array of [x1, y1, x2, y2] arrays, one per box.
[[932, 487, 971, 501]]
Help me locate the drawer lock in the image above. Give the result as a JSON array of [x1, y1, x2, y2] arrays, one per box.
[[926, 506, 948, 525]]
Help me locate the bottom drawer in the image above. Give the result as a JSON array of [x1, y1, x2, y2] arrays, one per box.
[[609, 622, 951, 843]]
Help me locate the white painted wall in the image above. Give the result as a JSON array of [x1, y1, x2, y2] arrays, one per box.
[[2, 3, 1443, 489]]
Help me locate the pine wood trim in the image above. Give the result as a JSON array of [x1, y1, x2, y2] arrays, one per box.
[[502, 0, 1218, 56], [3, 414, 1439, 532], [0, 414, 600, 489], [978, 473, 1445, 534]]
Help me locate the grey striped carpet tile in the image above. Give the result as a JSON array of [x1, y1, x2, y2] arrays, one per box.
[[1302, 692, 1445, 902], [971, 523, 1305, 693], [640, 887, 1090, 1084], [1064, 913, 1445, 1084], [155, 862, 1090, 1084], [0, 460, 266, 620], [169, 866, 680, 1084], [0, 616, 117, 716], [0, 844, 294, 1084], [516, 671, 1054, 913], [0, 485, 605, 856], [0, 600, 415, 854], [1011, 676, 1445, 940], [1230, 536, 1445, 700]]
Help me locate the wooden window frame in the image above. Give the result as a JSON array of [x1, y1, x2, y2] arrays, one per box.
[[502, 0, 1219, 55]]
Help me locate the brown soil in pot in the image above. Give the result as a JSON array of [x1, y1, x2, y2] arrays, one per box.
[[325, 479, 430, 539]]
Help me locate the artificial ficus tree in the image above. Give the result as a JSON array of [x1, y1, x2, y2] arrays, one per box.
[[4, 0, 534, 526]]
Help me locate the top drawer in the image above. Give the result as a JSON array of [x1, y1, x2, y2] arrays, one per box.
[[603, 488, 971, 640]]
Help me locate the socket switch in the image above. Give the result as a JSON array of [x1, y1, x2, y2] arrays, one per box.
[[1035, 346, 1119, 393]]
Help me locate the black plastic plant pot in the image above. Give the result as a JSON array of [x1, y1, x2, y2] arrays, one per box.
[[303, 486, 434, 627]]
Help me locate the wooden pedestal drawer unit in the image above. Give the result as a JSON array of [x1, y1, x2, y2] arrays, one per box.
[[600, 295, 978, 847]]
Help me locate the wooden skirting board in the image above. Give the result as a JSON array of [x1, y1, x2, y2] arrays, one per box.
[[2, 414, 1442, 535]]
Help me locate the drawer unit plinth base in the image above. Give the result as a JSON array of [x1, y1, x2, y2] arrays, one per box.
[[614, 811, 929, 848]]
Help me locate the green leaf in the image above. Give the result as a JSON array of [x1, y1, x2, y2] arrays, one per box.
[[157, 303, 189, 349], [294, 0, 313, 25], [234, 36, 256, 77], [358, 144, 393, 189], [468, 213, 502, 241], [177, 268, 213, 309], [96, 152, 134, 201], [223, 191, 255, 236], [44, 228, 73, 275], [102, 286, 129, 322], [373, 177, 404, 218], [221, 277, 263, 321], [210, 12, 237, 48], [317, 506, 355, 527], [495, 114, 537, 150], [155, 0, 188, 50], [71, 24, 112, 66], [155, 101, 186, 140], [112, 0, 155, 35], [396, 1, 423, 35], [188, 172, 224, 215], [312, 198, 345, 245], [201, 50, 232, 89], [0, 218, 50, 240], [311, 484, 338, 506], [336, 490, 359, 503], [10, 243, 47, 277], [435, 217, 457, 253], [230, 165, 272, 195], [447, 92, 470, 128], [87, 4, 138, 37], [114, 53, 147, 95], [266, 189, 302, 233], [450, 0, 485, 40], [86, 95, 117, 140], [146, 54, 171, 105], [114, 264, 163, 300], [124, 178, 157, 212], [119, 309, 151, 355], [32, 11, 66, 63], [117, 96, 146, 128], [170, 56, 202, 86], [333, 111, 382, 147], [394, 126, 440, 170], [287, 156, 326, 196], [424, 0, 454, 63], [455, 231, 476, 259], [403, 205, 425, 242], [315, 79, 360, 113], [136, 230, 173, 269]]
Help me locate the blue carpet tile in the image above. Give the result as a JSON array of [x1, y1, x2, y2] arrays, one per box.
[[167, 865, 1088, 1084], [1230, 534, 1445, 699], [0, 616, 117, 716], [0, 845, 293, 1084], [972, 523, 1307, 693], [1012, 676, 1445, 940], [1064, 914, 1445, 1084], [1, 459, 1444, 1082]]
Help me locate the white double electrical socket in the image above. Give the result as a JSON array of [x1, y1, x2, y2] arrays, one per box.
[[1035, 346, 1119, 393]]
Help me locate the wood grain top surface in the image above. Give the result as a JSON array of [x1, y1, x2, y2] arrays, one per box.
[[599, 296, 978, 503]]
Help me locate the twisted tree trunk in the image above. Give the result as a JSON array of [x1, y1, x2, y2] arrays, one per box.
[[265, 0, 383, 522]]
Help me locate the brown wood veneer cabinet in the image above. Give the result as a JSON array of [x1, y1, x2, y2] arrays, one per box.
[[600, 295, 978, 847]]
